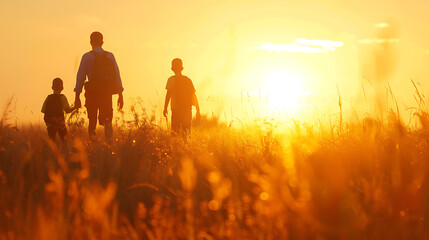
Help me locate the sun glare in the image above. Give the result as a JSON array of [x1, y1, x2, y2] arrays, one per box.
[[263, 70, 308, 113]]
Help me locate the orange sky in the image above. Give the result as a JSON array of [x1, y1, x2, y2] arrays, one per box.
[[1, 0, 429, 124]]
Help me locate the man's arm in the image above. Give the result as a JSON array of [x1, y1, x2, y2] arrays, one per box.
[[109, 53, 124, 109], [74, 54, 88, 108], [163, 90, 172, 117], [109, 53, 124, 93], [74, 92, 81, 108], [75, 54, 87, 94]]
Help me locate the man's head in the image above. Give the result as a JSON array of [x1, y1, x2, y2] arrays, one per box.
[[90, 31, 103, 48], [171, 58, 183, 74], [52, 78, 64, 92]]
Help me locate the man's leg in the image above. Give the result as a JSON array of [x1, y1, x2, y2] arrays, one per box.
[[99, 93, 113, 143], [85, 92, 98, 138], [87, 107, 97, 138]]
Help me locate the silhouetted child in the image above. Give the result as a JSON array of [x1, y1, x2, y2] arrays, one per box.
[[163, 58, 200, 135], [41, 78, 76, 143]]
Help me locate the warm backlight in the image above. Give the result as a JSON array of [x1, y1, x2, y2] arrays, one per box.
[[262, 69, 308, 112]]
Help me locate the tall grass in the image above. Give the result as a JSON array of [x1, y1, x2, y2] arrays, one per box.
[[1, 95, 429, 239]]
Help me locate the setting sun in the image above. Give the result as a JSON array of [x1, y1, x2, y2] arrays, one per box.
[[263, 69, 308, 112]]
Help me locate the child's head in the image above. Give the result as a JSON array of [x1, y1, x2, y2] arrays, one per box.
[[52, 78, 64, 92], [171, 58, 183, 74]]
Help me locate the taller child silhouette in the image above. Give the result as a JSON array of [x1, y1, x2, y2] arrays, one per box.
[[163, 58, 200, 136]]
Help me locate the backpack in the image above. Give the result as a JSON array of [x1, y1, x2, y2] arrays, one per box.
[[87, 51, 120, 94], [44, 94, 64, 124]]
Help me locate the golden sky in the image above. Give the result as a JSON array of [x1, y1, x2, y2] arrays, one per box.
[[1, 0, 429, 123]]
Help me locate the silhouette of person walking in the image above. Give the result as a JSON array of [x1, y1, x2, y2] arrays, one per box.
[[163, 58, 201, 136], [42, 78, 76, 144], [74, 32, 124, 142]]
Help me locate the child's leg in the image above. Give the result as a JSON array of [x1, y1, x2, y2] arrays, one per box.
[[104, 122, 113, 144], [182, 110, 192, 134], [58, 122, 68, 142], [171, 110, 180, 134], [58, 122, 69, 153], [47, 124, 57, 141], [171, 109, 191, 137]]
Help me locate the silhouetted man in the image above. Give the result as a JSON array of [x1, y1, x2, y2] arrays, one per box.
[[163, 58, 200, 136], [74, 32, 124, 142]]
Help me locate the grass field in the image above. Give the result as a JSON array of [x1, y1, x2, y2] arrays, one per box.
[[1, 97, 429, 240]]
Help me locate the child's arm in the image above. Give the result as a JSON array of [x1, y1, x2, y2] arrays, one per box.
[[163, 90, 172, 117], [62, 95, 76, 113], [117, 92, 124, 110], [192, 93, 201, 120], [41, 97, 48, 113]]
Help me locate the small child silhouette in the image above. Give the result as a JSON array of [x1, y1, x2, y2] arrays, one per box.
[[163, 58, 200, 135], [41, 78, 76, 143]]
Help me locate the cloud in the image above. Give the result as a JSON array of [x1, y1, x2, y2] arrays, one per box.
[[257, 43, 324, 53], [358, 22, 399, 45], [295, 38, 344, 50], [375, 22, 389, 28], [358, 38, 400, 44], [255, 38, 343, 54]]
